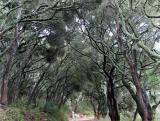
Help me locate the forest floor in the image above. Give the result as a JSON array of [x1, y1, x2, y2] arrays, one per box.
[[68, 113, 95, 121], [69, 116, 96, 121], [0, 106, 96, 121], [68, 113, 111, 121], [68, 117, 111, 121], [0, 105, 112, 121], [0, 105, 49, 121], [68, 117, 95, 121]]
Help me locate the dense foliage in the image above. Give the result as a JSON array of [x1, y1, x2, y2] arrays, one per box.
[[0, 0, 160, 121]]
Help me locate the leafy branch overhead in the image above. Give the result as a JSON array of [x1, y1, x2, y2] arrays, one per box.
[[0, 0, 160, 121]]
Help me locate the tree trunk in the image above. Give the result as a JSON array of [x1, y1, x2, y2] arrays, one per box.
[[9, 43, 35, 103], [1, 26, 20, 104], [106, 67, 120, 121], [1, 46, 17, 104], [103, 55, 120, 121], [28, 64, 50, 104], [116, 19, 152, 121]]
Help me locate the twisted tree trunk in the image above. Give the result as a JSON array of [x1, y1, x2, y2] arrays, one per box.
[[116, 18, 152, 121]]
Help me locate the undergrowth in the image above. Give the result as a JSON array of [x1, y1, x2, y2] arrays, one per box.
[[78, 101, 94, 116], [0, 97, 68, 121]]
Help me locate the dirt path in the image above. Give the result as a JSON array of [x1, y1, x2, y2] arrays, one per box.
[[68, 114, 111, 121], [69, 116, 96, 121], [68, 117, 95, 121]]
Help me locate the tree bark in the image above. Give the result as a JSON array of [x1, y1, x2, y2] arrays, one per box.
[[106, 67, 120, 121], [102, 55, 120, 121], [116, 18, 152, 121]]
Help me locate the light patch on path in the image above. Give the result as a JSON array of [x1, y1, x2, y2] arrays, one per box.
[[68, 111, 95, 121], [68, 117, 95, 121]]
